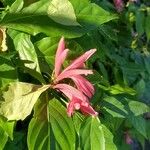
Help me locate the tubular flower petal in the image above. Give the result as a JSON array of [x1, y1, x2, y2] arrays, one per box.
[[67, 97, 98, 117], [53, 84, 88, 102], [64, 49, 96, 71], [54, 37, 66, 77], [70, 75, 94, 98], [55, 69, 93, 83]]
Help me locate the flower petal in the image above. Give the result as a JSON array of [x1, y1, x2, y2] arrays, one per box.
[[53, 83, 87, 101], [55, 37, 65, 77], [64, 49, 96, 71], [70, 75, 94, 98], [67, 97, 98, 117], [55, 69, 93, 82], [80, 102, 98, 116], [55, 49, 69, 78]]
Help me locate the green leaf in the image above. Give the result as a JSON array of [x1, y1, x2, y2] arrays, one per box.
[[28, 118, 50, 150], [0, 56, 18, 88], [145, 15, 150, 40], [27, 93, 52, 150], [136, 10, 145, 36], [35, 37, 59, 69], [109, 84, 136, 95], [0, 116, 15, 149], [13, 32, 40, 73], [103, 96, 128, 118], [47, 0, 80, 26], [128, 101, 150, 116], [80, 117, 105, 150], [49, 99, 76, 150], [73, 2, 118, 28], [102, 125, 117, 150], [0, 0, 117, 38], [0, 117, 14, 140], [0, 82, 50, 120], [9, 0, 24, 13], [0, 126, 8, 150], [128, 116, 147, 138]]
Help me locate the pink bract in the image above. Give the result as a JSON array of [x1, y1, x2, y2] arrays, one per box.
[[53, 37, 98, 117]]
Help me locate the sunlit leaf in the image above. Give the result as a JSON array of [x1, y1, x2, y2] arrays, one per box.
[[128, 101, 150, 116], [0, 82, 50, 120], [47, 0, 80, 26], [80, 117, 105, 150], [0, 116, 15, 149], [103, 96, 128, 118], [102, 124, 117, 150], [49, 99, 76, 150]]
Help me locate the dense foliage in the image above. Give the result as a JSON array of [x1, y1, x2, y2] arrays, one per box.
[[0, 0, 150, 149]]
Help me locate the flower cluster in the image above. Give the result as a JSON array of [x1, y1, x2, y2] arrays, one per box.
[[52, 37, 98, 117]]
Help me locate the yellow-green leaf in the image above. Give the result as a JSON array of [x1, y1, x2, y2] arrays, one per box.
[[47, 0, 80, 26]]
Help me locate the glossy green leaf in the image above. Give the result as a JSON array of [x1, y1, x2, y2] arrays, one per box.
[[28, 118, 50, 150], [103, 96, 128, 118], [0, 82, 50, 120], [13, 32, 40, 72], [80, 117, 105, 150], [102, 125, 117, 150], [35, 37, 59, 69], [47, 0, 80, 26], [27, 93, 53, 150], [0, 0, 117, 38], [9, 0, 24, 13], [128, 101, 150, 116], [49, 99, 76, 150], [0, 116, 15, 149]]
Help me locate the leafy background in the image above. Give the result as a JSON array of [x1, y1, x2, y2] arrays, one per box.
[[0, 0, 150, 149]]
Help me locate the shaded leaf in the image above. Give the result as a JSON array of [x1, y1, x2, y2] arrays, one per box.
[[145, 15, 150, 40], [128, 116, 147, 138]]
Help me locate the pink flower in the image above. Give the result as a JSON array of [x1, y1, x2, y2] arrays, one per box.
[[113, 0, 124, 12], [52, 37, 98, 117], [125, 131, 133, 145]]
